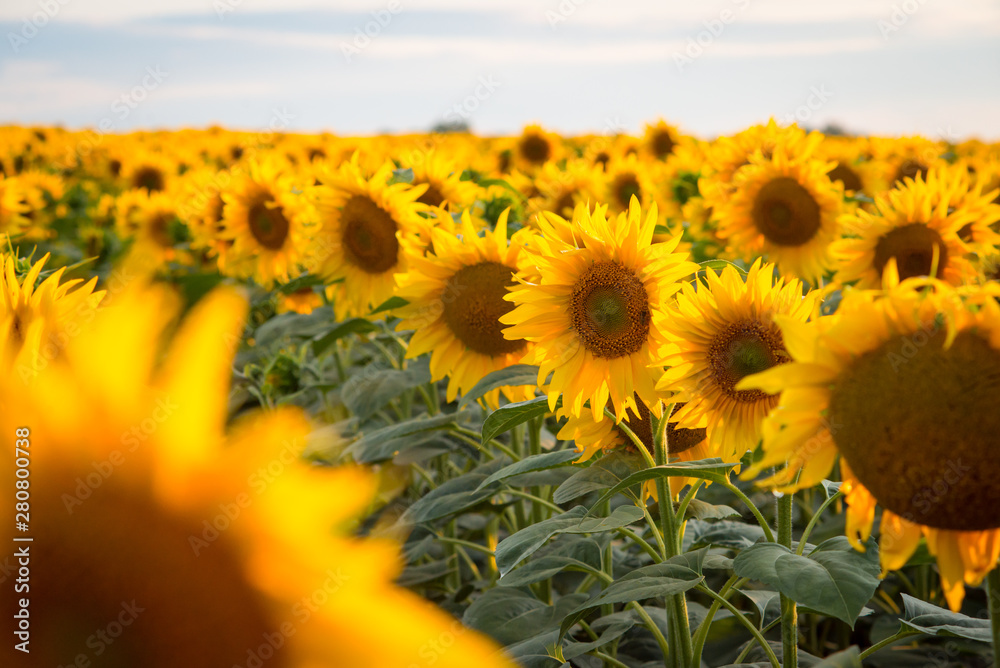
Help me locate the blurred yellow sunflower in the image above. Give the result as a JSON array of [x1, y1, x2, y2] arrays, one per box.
[[643, 120, 682, 161], [740, 278, 1000, 612], [654, 260, 820, 459], [405, 149, 480, 212], [0, 174, 29, 238], [221, 158, 315, 287], [514, 124, 562, 171], [834, 171, 977, 288], [314, 157, 427, 320], [712, 141, 844, 283], [501, 198, 699, 422], [114, 189, 186, 265], [0, 252, 103, 381], [395, 209, 532, 407], [0, 281, 514, 668]]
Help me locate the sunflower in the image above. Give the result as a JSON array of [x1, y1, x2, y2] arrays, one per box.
[[514, 124, 562, 171], [740, 278, 1000, 612], [313, 156, 428, 320], [604, 154, 660, 216], [404, 149, 480, 212], [395, 209, 533, 407], [0, 174, 29, 238], [833, 170, 978, 288], [277, 287, 324, 314], [121, 150, 174, 193], [114, 189, 187, 265], [177, 167, 233, 269], [529, 159, 605, 220], [643, 120, 682, 160], [711, 141, 844, 284], [0, 280, 514, 668], [654, 260, 821, 459], [0, 252, 104, 381], [501, 198, 699, 422], [221, 158, 315, 287]]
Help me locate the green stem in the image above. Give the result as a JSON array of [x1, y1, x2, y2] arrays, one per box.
[[988, 567, 1000, 663], [504, 489, 563, 514], [617, 527, 664, 564], [797, 491, 843, 555], [689, 575, 747, 668], [777, 492, 798, 668], [695, 584, 780, 668], [721, 479, 776, 543], [733, 617, 780, 664], [630, 602, 671, 662], [654, 408, 693, 668], [590, 651, 632, 668], [857, 628, 920, 660]]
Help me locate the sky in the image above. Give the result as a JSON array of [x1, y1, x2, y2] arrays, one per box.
[[1, 0, 999, 140]]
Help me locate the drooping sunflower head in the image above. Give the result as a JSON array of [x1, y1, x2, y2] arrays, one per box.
[[710, 142, 845, 284], [740, 279, 1000, 611], [655, 259, 820, 458], [502, 198, 699, 422], [313, 157, 428, 319], [396, 209, 534, 406], [834, 169, 979, 289]]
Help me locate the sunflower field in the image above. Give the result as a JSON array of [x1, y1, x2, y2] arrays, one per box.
[[2, 120, 1000, 668]]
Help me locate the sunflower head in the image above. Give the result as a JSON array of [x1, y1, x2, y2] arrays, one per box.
[[741, 279, 1000, 611], [502, 197, 698, 422], [655, 259, 820, 458]]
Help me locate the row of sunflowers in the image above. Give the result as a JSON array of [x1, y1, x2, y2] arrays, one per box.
[[2, 119, 1000, 667]]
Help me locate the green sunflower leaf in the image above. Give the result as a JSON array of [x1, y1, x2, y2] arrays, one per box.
[[482, 396, 550, 444], [476, 449, 581, 491], [732, 536, 881, 628], [459, 364, 540, 408], [899, 593, 992, 642]]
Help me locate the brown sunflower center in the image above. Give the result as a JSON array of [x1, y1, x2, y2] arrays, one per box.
[[613, 173, 641, 209], [149, 213, 174, 248], [751, 177, 822, 246], [13, 481, 287, 668], [893, 159, 928, 186], [417, 183, 446, 208], [616, 399, 654, 453], [248, 197, 290, 251], [570, 261, 650, 359], [442, 261, 526, 357], [708, 320, 785, 402], [873, 223, 947, 281], [651, 130, 676, 159], [554, 191, 575, 217], [519, 134, 551, 164], [828, 162, 863, 193], [341, 195, 399, 274], [132, 166, 165, 193], [829, 329, 1000, 531]]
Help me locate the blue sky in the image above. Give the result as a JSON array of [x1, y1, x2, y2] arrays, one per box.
[[2, 0, 998, 139]]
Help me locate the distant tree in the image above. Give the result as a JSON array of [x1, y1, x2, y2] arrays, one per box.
[[431, 119, 470, 134]]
